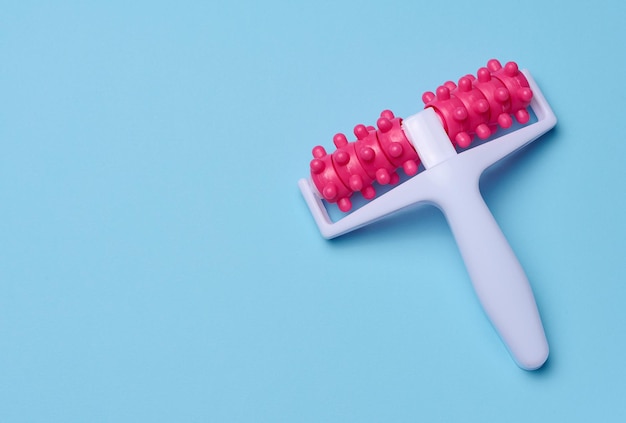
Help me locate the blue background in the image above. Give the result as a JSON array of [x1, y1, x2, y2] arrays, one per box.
[[1, 0, 625, 421]]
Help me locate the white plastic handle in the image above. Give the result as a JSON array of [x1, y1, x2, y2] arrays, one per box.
[[435, 166, 548, 370]]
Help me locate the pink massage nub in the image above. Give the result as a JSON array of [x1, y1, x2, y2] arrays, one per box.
[[309, 60, 533, 211]]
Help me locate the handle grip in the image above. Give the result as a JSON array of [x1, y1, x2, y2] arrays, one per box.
[[439, 181, 548, 370]]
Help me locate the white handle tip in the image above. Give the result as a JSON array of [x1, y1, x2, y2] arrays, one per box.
[[514, 342, 549, 371]]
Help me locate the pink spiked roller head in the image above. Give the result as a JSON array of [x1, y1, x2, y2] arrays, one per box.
[[310, 110, 419, 212], [310, 59, 533, 211]]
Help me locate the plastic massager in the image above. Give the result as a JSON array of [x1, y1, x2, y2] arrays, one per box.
[[298, 59, 557, 370]]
